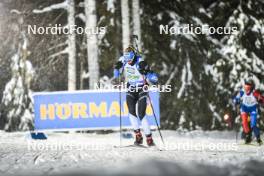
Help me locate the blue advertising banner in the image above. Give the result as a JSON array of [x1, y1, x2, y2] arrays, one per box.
[[33, 89, 160, 131]]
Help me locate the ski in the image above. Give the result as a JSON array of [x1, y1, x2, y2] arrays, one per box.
[[238, 142, 263, 146], [113, 144, 163, 151], [113, 144, 148, 149], [148, 145, 163, 151], [114, 144, 148, 148]]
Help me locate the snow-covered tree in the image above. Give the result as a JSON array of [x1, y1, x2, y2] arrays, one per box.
[[1, 32, 34, 131], [33, 0, 77, 91], [215, 1, 264, 92], [121, 0, 130, 50], [132, 0, 142, 51], [85, 0, 100, 89], [67, 0, 77, 91]]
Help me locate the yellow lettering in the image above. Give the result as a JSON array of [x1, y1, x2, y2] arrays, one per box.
[[89, 102, 107, 117], [56, 104, 71, 120], [39, 100, 147, 120], [40, 104, 55, 120], [108, 101, 120, 117], [72, 103, 88, 118], [122, 102, 129, 116]]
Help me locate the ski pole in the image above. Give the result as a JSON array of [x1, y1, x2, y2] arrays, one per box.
[[131, 35, 140, 54], [234, 105, 240, 143], [235, 111, 238, 143], [118, 78, 122, 146], [118, 67, 125, 147], [146, 91, 165, 146]]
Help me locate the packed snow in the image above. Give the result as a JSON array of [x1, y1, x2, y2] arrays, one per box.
[[0, 130, 264, 176]]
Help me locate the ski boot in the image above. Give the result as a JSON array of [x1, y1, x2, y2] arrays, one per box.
[[146, 134, 155, 147], [244, 133, 252, 144], [256, 136, 263, 146], [134, 129, 143, 145]]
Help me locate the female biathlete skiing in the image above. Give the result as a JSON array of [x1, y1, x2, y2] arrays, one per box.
[[113, 46, 158, 146]]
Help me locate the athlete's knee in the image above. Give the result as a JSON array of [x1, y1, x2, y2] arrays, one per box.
[[138, 96, 147, 120], [138, 111, 146, 120], [128, 107, 137, 117], [241, 112, 248, 122], [138, 101, 146, 120], [241, 112, 250, 133], [127, 101, 137, 117], [250, 112, 258, 127], [126, 94, 137, 117]]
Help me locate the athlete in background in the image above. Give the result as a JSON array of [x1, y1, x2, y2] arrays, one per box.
[[233, 79, 264, 145]]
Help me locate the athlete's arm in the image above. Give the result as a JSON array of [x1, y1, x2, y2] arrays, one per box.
[[253, 90, 264, 104], [233, 90, 243, 105], [113, 57, 125, 78]]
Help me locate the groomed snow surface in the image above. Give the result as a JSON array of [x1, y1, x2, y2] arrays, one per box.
[[0, 130, 264, 176]]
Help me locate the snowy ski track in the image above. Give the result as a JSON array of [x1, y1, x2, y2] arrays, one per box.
[[0, 130, 264, 176]]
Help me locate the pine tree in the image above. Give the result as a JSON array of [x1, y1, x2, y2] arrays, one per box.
[[1, 32, 34, 131]]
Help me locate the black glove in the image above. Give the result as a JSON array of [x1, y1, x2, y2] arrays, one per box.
[[138, 61, 150, 75]]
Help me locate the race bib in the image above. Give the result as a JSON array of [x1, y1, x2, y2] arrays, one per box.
[[125, 66, 142, 83], [242, 94, 257, 107]]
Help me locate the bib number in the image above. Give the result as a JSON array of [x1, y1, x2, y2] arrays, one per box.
[[243, 96, 256, 106]]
